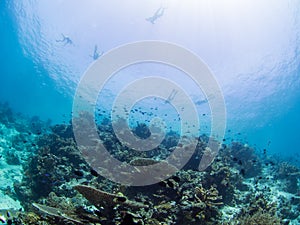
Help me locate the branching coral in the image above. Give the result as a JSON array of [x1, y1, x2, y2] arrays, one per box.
[[237, 210, 281, 225], [177, 180, 223, 224], [233, 193, 281, 225]]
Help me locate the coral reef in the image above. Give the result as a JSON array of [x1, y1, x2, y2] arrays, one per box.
[[237, 210, 281, 225], [133, 122, 151, 139], [13, 131, 89, 207], [74, 185, 147, 209], [233, 193, 281, 225], [0, 102, 15, 127], [227, 142, 262, 178], [31, 179, 224, 225], [0, 106, 298, 224], [275, 162, 300, 194]]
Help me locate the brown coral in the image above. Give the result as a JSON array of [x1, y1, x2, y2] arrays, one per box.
[[194, 185, 223, 207]]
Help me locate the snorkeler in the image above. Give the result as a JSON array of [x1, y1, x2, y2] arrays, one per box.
[[146, 7, 165, 24], [195, 99, 208, 106], [90, 45, 103, 60], [165, 89, 178, 104], [56, 33, 73, 45], [196, 94, 215, 106]]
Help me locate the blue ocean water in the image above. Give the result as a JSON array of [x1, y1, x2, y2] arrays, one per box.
[[0, 1, 72, 121], [1, 0, 300, 159]]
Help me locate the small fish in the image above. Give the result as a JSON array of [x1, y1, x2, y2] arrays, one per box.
[[240, 169, 246, 176], [74, 170, 84, 177], [263, 149, 267, 155], [90, 169, 99, 177]]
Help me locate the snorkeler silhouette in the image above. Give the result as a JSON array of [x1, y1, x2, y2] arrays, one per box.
[[196, 99, 208, 106], [146, 7, 165, 24], [90, 45, 103, 60], [56, 33, 73, 45], [165, 89, 178, 104], [196, 94, 215, 106]]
